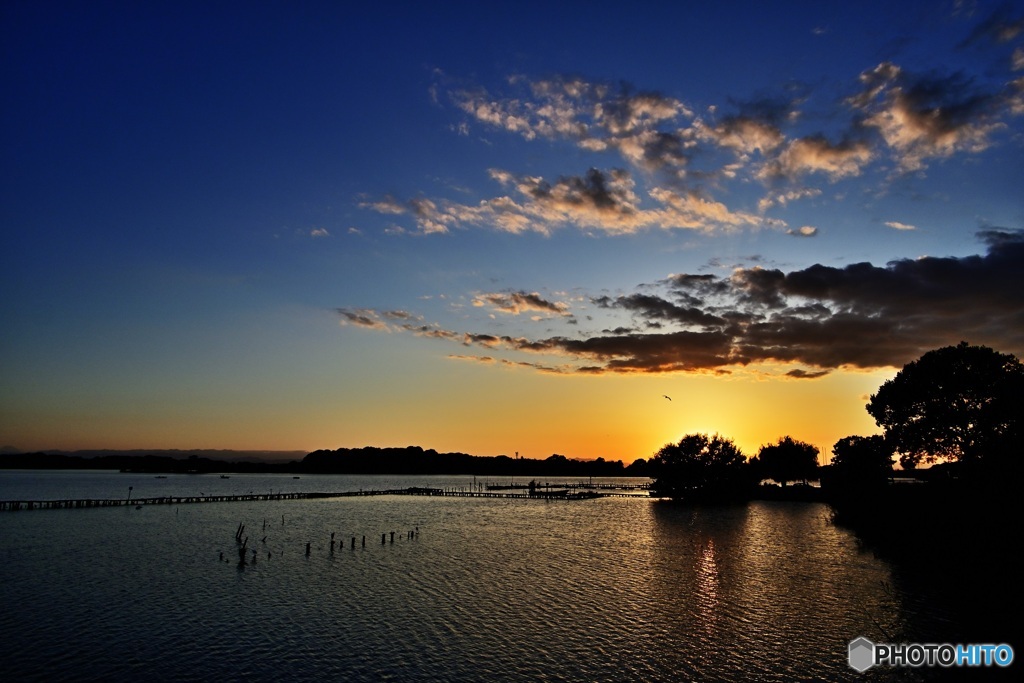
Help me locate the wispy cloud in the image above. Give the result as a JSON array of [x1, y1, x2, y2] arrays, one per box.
[[473, 291, 571, 317], [338, 231, 1024, 375], [885, 220, 917, 231], [362, 166, 767, 236], [336, 308, 392, 331], [958, 5, 1024, 47], [757, 187, 822, 212]]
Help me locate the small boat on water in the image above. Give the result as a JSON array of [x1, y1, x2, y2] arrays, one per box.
[[220, 475, 230, 479]]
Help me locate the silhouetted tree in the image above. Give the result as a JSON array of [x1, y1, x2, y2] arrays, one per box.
[[624, 457, 650, 477], [824, 435, 894, 491], [649, 433, 752, 501], [751, 436, 819, 486], [866, 342, 1024, 472]]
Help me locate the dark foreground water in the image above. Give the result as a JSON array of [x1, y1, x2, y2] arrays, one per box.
[[0, 471, 974, 681]]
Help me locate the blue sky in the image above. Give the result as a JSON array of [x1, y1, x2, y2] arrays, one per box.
[[2, 1, 1022, 460]]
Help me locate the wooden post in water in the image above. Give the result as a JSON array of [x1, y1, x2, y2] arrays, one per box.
[[305, 542, 311, 556]]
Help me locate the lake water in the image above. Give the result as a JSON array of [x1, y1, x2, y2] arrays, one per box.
[[0, 471, 956, 681]]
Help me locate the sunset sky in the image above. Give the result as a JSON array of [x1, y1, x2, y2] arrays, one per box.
[[3, 1, 1022, 463]]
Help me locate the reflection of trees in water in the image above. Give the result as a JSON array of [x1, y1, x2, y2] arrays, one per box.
[[647, 501, 906, 679], [645, 503, 749, 671]]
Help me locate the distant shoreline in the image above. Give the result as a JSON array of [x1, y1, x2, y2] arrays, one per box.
[[0, 446, 651, 478]]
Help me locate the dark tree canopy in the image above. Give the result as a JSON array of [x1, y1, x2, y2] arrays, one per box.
[[649, 433, 752, 501], [826, 434, 894, 489], [752, 436, 820, 486], [866, 342, 1023, 470]]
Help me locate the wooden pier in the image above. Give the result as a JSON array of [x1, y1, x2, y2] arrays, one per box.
[[0, 486, 649, 511], [0, 490, 358, 511]]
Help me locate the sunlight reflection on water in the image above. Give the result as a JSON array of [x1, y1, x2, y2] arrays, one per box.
[[0, 472, 938, 681]]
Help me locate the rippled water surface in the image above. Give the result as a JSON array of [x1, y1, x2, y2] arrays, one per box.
[[0, 471, 944, 681]]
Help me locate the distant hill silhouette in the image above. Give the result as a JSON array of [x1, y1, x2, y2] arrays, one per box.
[[1, 446, 651, 477], [0, 451, 302, 473]]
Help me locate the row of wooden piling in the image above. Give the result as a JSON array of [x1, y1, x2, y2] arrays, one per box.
[[227, 520, 420, 567]]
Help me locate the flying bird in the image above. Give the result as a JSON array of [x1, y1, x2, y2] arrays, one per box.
[[663, 395, 672, 401]]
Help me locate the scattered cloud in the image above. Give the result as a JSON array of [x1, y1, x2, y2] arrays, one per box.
[[448, 354, 496, 364], [363, 166, 769, 236], [361, 32, 1022, 239], [336, 308, 391, 331], [338, 231, 1024, 375], [759, 135, 873, 181], [473, 291, 571, 317], [850, 61, 1016, 172], [958, 6, 1024, 47], [695, 116, 785, 156], [786, 368, 831, 379], [342, 17, 1024, 382], [310, 228, 330, 238], [359, 196, 407, 215], [757, 187, 822, 212]]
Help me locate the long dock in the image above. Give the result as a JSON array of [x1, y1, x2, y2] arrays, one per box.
[[487, 482, 650, 491], [0, 486, 648, 511]]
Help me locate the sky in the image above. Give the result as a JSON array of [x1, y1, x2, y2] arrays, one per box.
[[2, 0, 1023, 464]]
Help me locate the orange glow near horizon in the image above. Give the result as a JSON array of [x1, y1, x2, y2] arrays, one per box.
[[3, 355, 894, 466], [313, 362, 889, 465]]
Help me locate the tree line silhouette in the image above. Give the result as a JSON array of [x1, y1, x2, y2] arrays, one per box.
[[649, 341, 1023, 502], [302, 447, 646, 477]]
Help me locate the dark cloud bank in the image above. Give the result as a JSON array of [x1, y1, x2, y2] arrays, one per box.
[[340, 231, 1024, 376]]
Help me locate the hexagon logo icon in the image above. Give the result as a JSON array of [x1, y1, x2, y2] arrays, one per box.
[[849, 636, 875, 672]]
